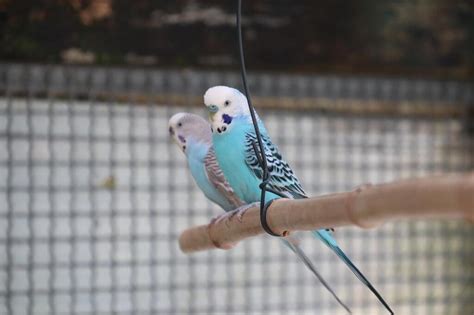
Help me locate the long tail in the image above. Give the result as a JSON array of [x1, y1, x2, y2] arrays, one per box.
[[313, 230, 394, 314], [282, 238, 352, 314]]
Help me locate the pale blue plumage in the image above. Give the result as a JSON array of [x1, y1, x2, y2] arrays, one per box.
[[186, 138, 237, 211], [206, 86, 393, 314], [212, 117, 264, 202]]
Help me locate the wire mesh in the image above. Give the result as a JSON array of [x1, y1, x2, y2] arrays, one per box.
[[0, 63, 473, 315]]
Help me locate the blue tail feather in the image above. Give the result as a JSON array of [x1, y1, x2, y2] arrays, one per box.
[[313, 230, 394, 315], [281, 239, 352, 314]]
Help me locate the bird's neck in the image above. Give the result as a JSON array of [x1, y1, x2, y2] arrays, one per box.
[[185, 138, 210, 161]]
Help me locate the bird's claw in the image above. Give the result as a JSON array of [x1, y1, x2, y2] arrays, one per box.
[[210, 202, 259, 225], [207, 216, 236, 250], [228, 202, 259, 222], [206, 202, 259, 250], [210, 213, 231, 225]]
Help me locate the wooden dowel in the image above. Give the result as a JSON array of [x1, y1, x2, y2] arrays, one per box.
[[179, 173, 474, 253]]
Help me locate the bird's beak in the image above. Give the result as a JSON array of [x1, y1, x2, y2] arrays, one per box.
[[208, 112, 216, 121], [168, 127, 176, 144]]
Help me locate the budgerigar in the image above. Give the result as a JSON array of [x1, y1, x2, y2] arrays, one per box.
[[168, 112, 351, 312], [204, 86, 393, 314], [169, 113, 244, 212]]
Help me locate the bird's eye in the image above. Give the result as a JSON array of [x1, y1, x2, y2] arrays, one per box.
[[208, 105, 219, 113], [224, 100, 230, 106], [177, 122, 182, 127]]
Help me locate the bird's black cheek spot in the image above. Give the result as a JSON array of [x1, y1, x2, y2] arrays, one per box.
[[183, 145, 186, 151], [217, 127, 222, 133], [169, 127, 174, 135], [178, 135, 186, 143], [221, 126, 227, 132], [222, 114, 233, 124]]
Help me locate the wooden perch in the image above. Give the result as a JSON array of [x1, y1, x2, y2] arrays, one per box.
[[179, 173, 474, 253]]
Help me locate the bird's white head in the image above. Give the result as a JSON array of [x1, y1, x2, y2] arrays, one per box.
[[203, 85, 251, 134], [168, 113, 212, 153]]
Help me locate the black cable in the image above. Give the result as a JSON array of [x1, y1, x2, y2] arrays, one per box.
[[237, 0, 282, 237]]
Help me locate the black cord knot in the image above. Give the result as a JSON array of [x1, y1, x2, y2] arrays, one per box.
[[259, 178, 269, 190]]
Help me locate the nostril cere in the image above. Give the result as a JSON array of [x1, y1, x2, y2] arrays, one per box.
[[222, 114, 233, 124]]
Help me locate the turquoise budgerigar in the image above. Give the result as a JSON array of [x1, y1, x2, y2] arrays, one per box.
[[168, 112, 351, 312], [204, 86, 393, 314]]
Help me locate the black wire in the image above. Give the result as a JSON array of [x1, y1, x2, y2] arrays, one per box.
[[237, 0, 281, 237]]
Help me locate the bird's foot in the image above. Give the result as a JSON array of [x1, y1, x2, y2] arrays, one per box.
[[210, 210, 237, 226], [228, 202, 259, 222], [206, 216, 236, 250], [210, 212, 230, 225], [209, 202, 259, 225], [205, 202, 259, 250]]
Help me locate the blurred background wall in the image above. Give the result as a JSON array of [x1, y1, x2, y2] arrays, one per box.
[[1, 0, 473, 79]]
